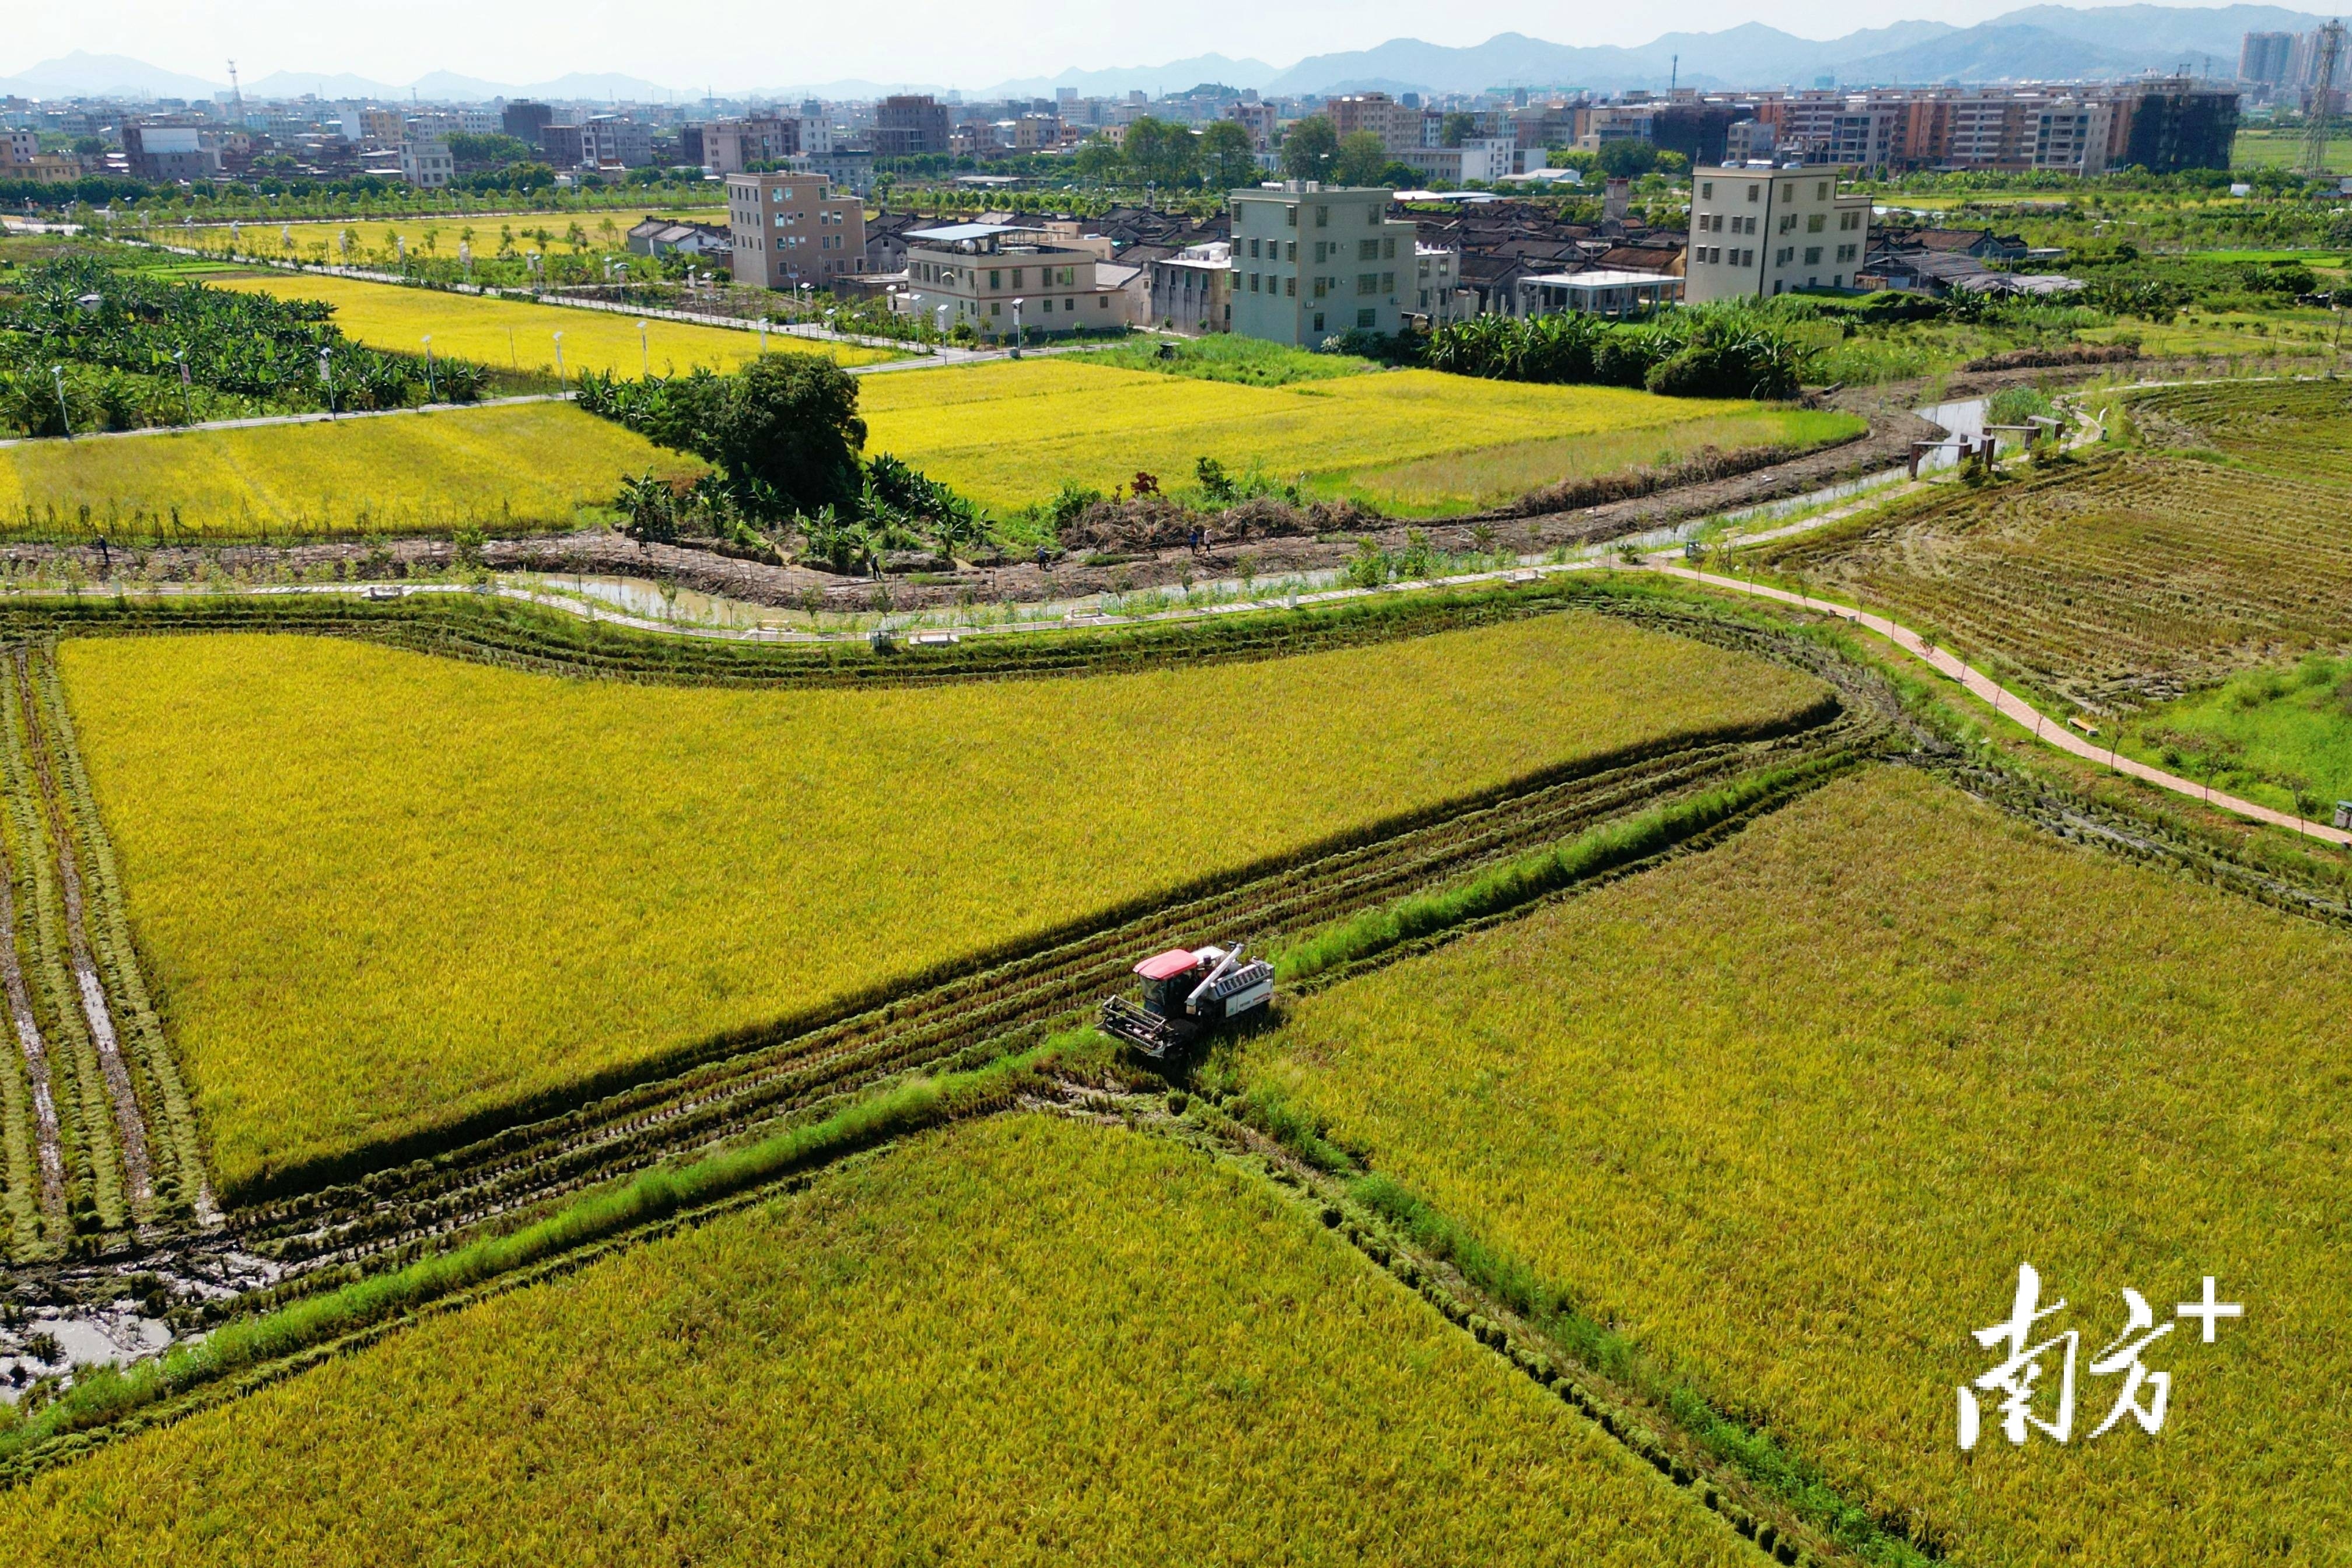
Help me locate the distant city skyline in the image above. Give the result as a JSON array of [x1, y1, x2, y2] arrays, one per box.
[[0, 0, 2295, 99]]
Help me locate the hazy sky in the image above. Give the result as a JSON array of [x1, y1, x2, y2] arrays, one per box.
[[9, 0, 2172, 89]]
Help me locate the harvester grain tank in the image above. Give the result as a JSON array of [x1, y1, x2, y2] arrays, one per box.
[[1100, 942, 1274, 1058]]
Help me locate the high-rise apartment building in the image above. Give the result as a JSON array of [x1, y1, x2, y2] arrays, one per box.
[[1741, 80, 2233, 174], [2241, 32, 2296, 83], [502, 101, 555, 148], [875, 95, 950, 157], [1325, 93, 1423, 155]]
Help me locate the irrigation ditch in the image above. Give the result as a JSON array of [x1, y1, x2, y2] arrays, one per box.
[[0, 568, 2340, 1562]]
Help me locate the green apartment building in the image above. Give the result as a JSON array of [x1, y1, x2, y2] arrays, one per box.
[[1228, 183, 1419, 346]]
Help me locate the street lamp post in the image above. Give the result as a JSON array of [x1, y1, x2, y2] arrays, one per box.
[[637, 319, 650, 375], [50, 366, 71, 440], [936, 303, 949, 340], [552, 331, 566, 390], [758, 316, 769, 354], [318, 347, 334, 418], [1010, 298, 1024, 356], [172, 350, 192, 425], [422, 334, 436, 401]]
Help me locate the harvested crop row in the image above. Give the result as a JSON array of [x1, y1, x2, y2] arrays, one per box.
[[1241, 765, 2352, 1567], [240, 701, 1869, 1258], [0, 1114, 1757, 1567], [28, 650, 211, 1224], [1757, 450, 2352, 709], [0, 659, 125, 1243], [61, 610, 1831, 1198], [9, 652, 152, 1216]]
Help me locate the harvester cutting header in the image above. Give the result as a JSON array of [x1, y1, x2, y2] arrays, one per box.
[[1100, 941, 1274, 1058]]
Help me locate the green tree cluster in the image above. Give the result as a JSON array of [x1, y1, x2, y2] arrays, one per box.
[[578, 354, 868, 517], [1070, 117, 1259, 192]]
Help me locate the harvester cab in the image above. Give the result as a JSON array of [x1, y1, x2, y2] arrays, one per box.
[[1100, 941, 1275, 1059]]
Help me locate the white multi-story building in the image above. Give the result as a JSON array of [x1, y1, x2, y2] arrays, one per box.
[[1685, 166, 1871, 301], [726, 171, 867, 290], [1413, 243, 1468, 323], [398, 138, 454, 188], [897, 222, 1137, 338], [1398, 137, 1546, 186], [1228, 183, 1419, 345], [1150, 241, 1232, 334]]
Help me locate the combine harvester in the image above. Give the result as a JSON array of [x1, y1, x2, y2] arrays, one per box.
[[1100, 941, 1275, 1058]]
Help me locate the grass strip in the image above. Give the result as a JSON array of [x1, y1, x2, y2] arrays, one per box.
[[1273, 754, 1857, 988], [10, 575, 1594, 692], [0, 1041, 1058, 1473], [1345, 1173, 1933, 1568]]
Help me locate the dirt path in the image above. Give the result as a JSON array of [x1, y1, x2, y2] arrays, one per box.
[[1649, 564, 2352, 849], [12, 650, 153, 1206]]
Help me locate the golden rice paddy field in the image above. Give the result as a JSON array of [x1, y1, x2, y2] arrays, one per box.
[[1244, 764, 2352, 1567], [61, 611, 1825, 1194], [170, 209, 730, 261], [0, 1115, 1751, 1566], [204, 272, 898, 376], [0, 401, 699, 538], [859, 359, 1863, 516]]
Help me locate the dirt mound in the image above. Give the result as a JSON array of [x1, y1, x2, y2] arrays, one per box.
[[1056, 495, 1379, 552], [1964, 342, 2140, 373], [1497, 443, 1817, 521]]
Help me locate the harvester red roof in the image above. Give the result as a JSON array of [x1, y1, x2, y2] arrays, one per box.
[[1134, 949, 1202, 981]]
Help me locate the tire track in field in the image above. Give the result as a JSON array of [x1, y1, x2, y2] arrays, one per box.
[[12, 650, 151, 1208], [30, 654, 221, 1231], [0, 836, 64, 1217], [246, 710, 1879, 1268]]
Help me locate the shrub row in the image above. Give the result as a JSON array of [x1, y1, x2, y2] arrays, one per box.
[[1421, 305, 1810, 400]]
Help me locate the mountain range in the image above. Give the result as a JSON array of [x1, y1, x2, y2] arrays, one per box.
[[0, 6, 2328, 105]]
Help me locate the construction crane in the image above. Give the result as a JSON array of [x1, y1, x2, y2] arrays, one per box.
[[1100, 941, 1274, 1059], [2304, 20, 2346, 176]]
